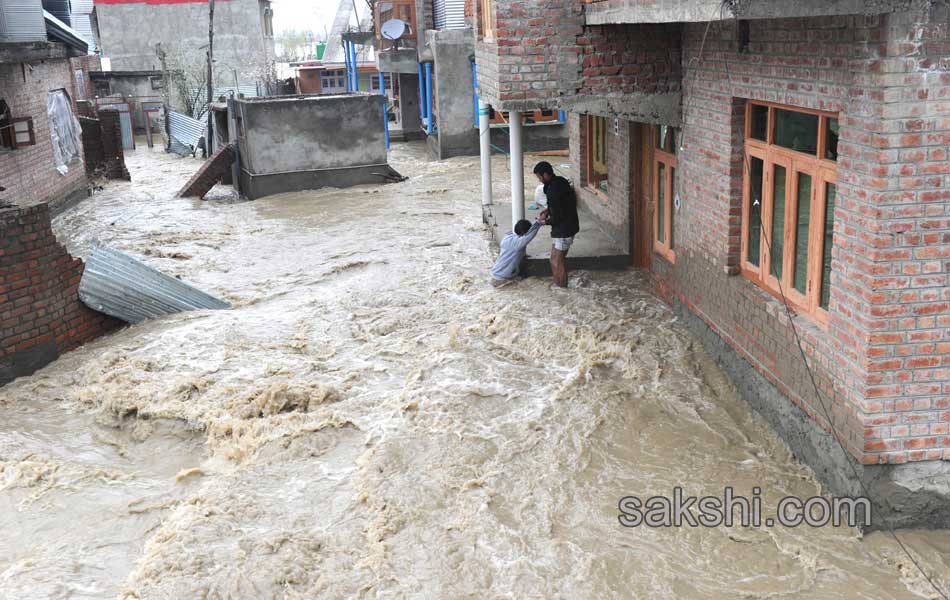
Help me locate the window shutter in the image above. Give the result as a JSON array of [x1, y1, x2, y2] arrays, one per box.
[[12, 117, 35, 148]]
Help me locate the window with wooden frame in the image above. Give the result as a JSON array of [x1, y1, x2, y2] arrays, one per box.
[[586, 114, 608, 198], [479, 0, 495, 40], [653, 124, 677, 263], [741, 100, 839, 325], [0, 100, 36, 151]]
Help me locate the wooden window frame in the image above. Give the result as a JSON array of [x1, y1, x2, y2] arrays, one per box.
[[652, 125, 677, 263], [480, 0, 495, 40], [489, 109, 557, 126], [740, 100, 838, 326], [585, 114, 609, 202], [1, 116, 36, 150]]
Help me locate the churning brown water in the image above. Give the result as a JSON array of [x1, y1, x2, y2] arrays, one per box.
[[1, 142, 948, 599]]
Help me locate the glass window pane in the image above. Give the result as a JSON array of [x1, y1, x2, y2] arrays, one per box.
[[821, 182, 836, 310], [770, 165, 787, 280], [657, 125, 668, 151], [657, 163, 666, 243], [774, 108, 819, 155], [748, 156, 764, 267], [750, 104, 768, 141], [669, 128, 677, 155], [793, 173, 812, 295], [669, 167, 675, 249], [825, 118, 839, 161]]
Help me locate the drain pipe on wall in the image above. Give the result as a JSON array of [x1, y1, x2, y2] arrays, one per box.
[[424, 61, 433, 135], [417, 62, 426, 126], [478, 98, 492, 208], [379, 72, 390, 149], [509, 110, 524, 225], [343, 40, 353, 94]]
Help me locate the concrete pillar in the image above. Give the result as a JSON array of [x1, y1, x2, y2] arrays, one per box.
[[509, 110, 524, 225], [478, 99, 492, 207]]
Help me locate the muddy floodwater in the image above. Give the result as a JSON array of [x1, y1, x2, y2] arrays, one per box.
[[2, 143, 949, 599]]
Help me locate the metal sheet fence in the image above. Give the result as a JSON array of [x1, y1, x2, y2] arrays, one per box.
[[167, 110, 206, 148]]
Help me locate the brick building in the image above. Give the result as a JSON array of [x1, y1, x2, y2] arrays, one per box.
[[374, 0, 567, 157], [475, 0, 950, 527], [1, 0, 96, 211]]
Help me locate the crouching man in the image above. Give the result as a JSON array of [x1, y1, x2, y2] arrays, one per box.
[[490, 218, 542, 287], [533, 161, 580, 288]]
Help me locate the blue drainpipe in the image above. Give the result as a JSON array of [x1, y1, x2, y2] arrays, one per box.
[[424, 61, 433, 135], [380, 72, 390, 149], [417, 62, 426, 126], [344, 41, 351, 92], [350, 43, 359, 91]]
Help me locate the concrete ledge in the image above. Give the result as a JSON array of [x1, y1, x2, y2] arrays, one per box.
[[0, 41, 67, 63], [673, 297, 950, 531], [49, 185, 90, 216], [584, 0, 911, 25], [239, 164, 402, 200], [522, 253, 630, 276], [559, 93, 682, 127], [377, 48, 420, 74], [0, 341, 58, 387]]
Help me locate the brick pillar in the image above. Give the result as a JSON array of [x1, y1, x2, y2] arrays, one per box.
[[1, 204, 122, 386]]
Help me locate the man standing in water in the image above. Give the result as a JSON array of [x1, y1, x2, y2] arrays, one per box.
[[490, 218, 543, 287], [533, 161, 580, 287]]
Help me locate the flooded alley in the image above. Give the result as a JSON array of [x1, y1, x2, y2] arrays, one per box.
[[1, 143, 948, 600]]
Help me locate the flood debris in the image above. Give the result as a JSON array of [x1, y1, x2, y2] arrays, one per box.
[[177, 143, 237, 198], [78, 244, 230, 324]]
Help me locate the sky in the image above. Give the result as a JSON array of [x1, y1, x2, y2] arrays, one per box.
[[271, 0, 365, 37]]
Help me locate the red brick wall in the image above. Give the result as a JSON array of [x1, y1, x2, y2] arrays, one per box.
[[565, 9, 949, 464], [0, 204, 122, 385], [474, 0, 585, 111], [577, 23, 681, 97], [570, 112, 632, 252], [0, 59, 87, 211]]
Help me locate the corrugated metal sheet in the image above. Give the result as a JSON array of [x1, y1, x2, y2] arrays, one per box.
[[42, 0, 70, 25], [433, 0, 466, 30], [69, 12, 96, 52], [79, 245, 230, 324], [0, 0, 47, 43], [168, 110, 206, 148], [71, 0, 94, 14]]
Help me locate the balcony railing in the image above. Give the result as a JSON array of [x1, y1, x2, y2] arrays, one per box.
[[375, 0, 418, 52]]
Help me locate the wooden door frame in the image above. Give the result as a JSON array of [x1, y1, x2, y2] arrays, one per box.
[[629, 122, 653, 270]]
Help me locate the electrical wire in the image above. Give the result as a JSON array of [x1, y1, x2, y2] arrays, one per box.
[[679, 3, 949, 597]]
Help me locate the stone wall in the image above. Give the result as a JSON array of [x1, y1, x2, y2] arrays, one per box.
[[0, 204, 122, 386]]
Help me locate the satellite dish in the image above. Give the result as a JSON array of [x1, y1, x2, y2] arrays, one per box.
[[380, 19, 407, 40]]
